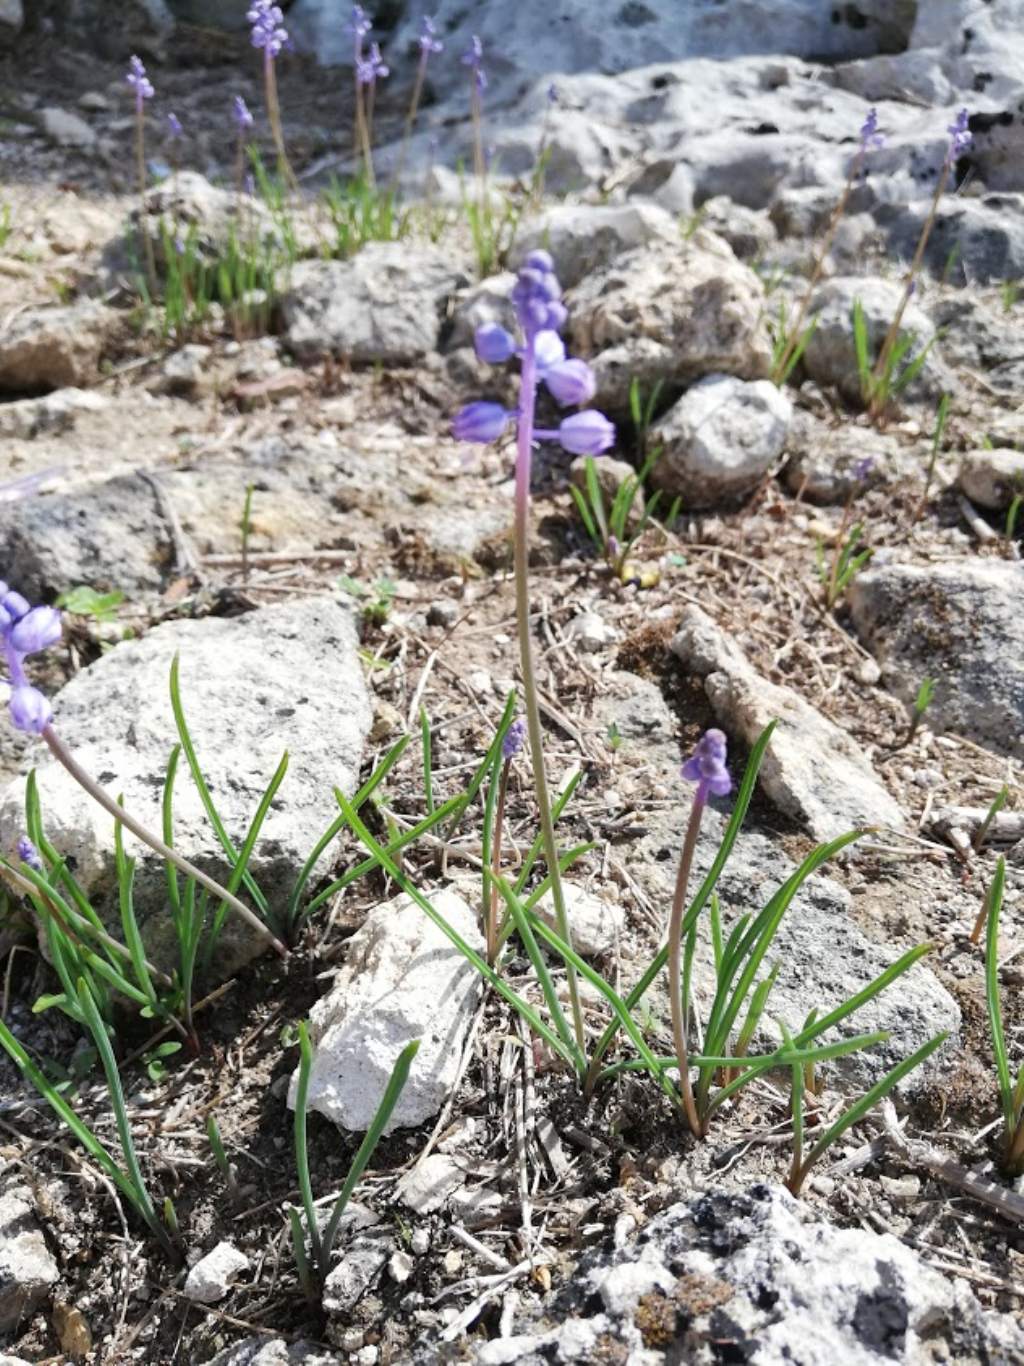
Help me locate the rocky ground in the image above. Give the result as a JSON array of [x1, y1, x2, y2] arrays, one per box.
[[0, 2, 1023, 1363]]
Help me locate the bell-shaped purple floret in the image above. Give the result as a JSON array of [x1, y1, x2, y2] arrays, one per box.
[[557, 410, 615, 456]]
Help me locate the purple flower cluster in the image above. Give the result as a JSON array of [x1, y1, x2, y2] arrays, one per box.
[[462, 34, 486, 92], [16, 836, 42, 872], [234, 95, 255, 132], [419, 15, 443, 56], [167, 111, 184, 140], [681, 729, 731, 800], [127, 55, 154, 110], [453, 252, 614, 459], [357, 41, 389, 86], [945, 107, 972, 167], [0, 585, 61, 735], [502, 717, 526, 761], [247, 0, 288, 58], [859, 108, 884, 155]]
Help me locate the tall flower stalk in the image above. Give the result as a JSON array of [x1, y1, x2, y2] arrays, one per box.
[[0, 584, 286, 959], [127, 55, 157, 296], [247, 1, 295, 191], [667, 731, 731, 1136], [454, 254, 614, 1051], [772, 108, 885, 385], [868, 108, 972, 420], [393, 14, 443, 188], [348, 5, 377, 186], [462, 36, 487, 193]]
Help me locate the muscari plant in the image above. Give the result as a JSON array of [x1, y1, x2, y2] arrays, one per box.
[[865, 109, 972, 421], [570, 450, 680, 583], [816, 456, 874, 609], [982, 859, 1024, 1176], [771, 108, 886, 386], [333, 707, 946, 1184], [290, 1026, 418, 1298], [454, 251, 614, 1050], [247, 0, 294, 189], [127, 55, 158, 295]]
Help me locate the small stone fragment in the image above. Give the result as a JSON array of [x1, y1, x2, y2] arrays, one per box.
[[958, 447, 1024, 511], [534, 881, 625, 958], [397, 1154, 464, 1214], [184, 1242, 250, 1304], [0, 1185, 60, 1332], [290, 889, 483, 1133]]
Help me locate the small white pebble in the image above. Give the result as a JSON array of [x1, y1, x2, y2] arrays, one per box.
[[410, 1227, 431, 1255], [443, 1249, 463, 1275], [389, 1250, 414, 1283]]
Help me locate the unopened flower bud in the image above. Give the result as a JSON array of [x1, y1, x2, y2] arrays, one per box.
[[10, 686, 52, 735], [474, 323, 517, 365], [544, 358, 596, 407], [10, 607, 62, 656], [557, 410, 615, 456], [452, 401, 511, 444]]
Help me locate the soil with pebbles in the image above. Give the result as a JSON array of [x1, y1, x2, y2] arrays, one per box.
[[0, 23, 1022, 1366]]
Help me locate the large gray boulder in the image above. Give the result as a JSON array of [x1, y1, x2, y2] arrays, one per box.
[[650, 374, 792, 508], [430, 1185, 1024, 1364], [0, 599, 371, 973], [848, 560, 1024, 760], [568, 233, 772, 413], [0, 472, 175, 599], [802, 277, 950, 406], [514, 203, 678, 289], [281, 244, 470, 365], [312, 1, 917, 88], [0, 301, 116, 394]]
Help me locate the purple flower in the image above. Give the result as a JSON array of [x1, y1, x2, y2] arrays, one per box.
[[348, 4, 372, 40], [357, 40, 388, 85], [556, 411, 615, 457], [16, 836, 42, 872], [547, 83, 559, 105], [852, 455, 874, 482], [511, 260, 565, 340], [167, 112, 184, 140], [945, 107, 972, 167], [462, 34, 486, 92], [9, 686, 51, 735], [681, 728, 731, 799], [1, 585, 61, 735], [533, 329, 566, 369], [859, 108, 884, 155], [452, 402, 511, 444], [348, 3, 371, 60], [126, 55, 154, 108], [475, 323, 517, 365], [543, 358, 596, 408], [502, 718, 526, 760], [234, 95, 255, 132], [419, 14, 443, 55], [247, 0, 288, 58], [453, 257, 614, 461], [10, 607, 61, 656]]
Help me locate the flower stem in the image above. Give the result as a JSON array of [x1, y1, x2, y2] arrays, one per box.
[[667, 790, 707, 1136], [514, 345, 586, 1058], [868, 163, 949, 420], [487, 758, 510, 966], [134, 104, 157, 298], [392, 49, 427, 191], [42, 726, 287, 959], [264, 51, 297, 193], [772, 157, 861, 384], [355, 81, 376, 187]]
